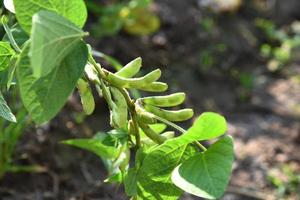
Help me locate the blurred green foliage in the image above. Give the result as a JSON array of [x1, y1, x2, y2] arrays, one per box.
[[256, 19, 300, 71], [87, 0, 160, 37], [268, 164, 300, 199]]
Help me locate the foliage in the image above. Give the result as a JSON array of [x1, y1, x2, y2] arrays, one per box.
[[268, 164, 300, 199], [87, 0, 160, 37], [256, 19, 300, 71], [0, 0, 234, 199], [0, 89, 44, 178]]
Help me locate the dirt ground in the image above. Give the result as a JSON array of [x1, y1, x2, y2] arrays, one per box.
[[1, 0, 300, 199]]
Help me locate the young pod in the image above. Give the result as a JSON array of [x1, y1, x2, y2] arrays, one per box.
[[140, 92, 186, 107], [104, 69, 161, 89], [115, 57, 142, 78], [109, 87, 128, 129], [77, 78, 95, 115], [139, 122, 166, 144], [138, 82, 168, 92], [128, 120, 137, 136], [144, 104, 194, 122]]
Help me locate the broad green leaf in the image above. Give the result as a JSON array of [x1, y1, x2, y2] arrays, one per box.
[[17, 41, 88, 124], [3, 24, 29, 47], [62, 135, 119, 159], [136, 137, 198, 200], [0, 42, 15, 71], [30, 11, 88, 77], [171, 136, 234, 199], [77, 79, 95, 115], [0, 91, 16, 122], [13, 0, 87, 33], [182, 112, 227, 142]]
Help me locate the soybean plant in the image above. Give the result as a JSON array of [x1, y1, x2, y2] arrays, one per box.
[[0, 0, 234, 199]]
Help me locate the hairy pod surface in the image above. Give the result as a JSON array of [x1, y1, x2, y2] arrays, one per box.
[[77, 78, 95, 115], [109, 87, 128, 128], [140, 92, 186, 107], [144, 104, 194, 122], [115, 57, 142, 78], [137, 82, 168, 92], [104, 69, 161, 89]]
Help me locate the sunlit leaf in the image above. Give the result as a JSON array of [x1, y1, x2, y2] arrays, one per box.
[[172, 136, 234, 199], [0, 91, 16, 122], [17, 41, 88, 124], [30, 11, 87, 77], [62, 134, 119, 159], [0, 42, 15, 72], [13, 0, 87, 33], [182, 112, 227, 142]]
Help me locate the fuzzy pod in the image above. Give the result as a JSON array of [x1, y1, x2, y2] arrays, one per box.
[[140, 92, 186, 107], [144, 104, 194, 122], [115, 57, 142, 78], [105, 69, 161, 89]]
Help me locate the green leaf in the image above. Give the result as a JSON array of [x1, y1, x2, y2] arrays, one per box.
[[17, 41, 88, 124], [30, 10, 88, 77], [0, 42, 15, 71], [77, 79, 95, 115], [171, 136, 234, 199], [182, 112, 227, 142], [136, 137, 198, 199], [0, 91, 16, 122], [62, 135, 119, 159], [104, 171, 123, 183], [124, 168, 139, 196], [13, 0, 87, 33]]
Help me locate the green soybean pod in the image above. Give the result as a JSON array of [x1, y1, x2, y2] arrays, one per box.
[[105, 69, 161, 88], [135, 104, 157, 124], [140, 92, 186, 107], [144, 104, 194, 122], [84, 63, 100, 84], [141, 131, 174, 146], [138, 82, 168, 92], [109, 87, 128, 129], [115, 57, 142, 78], [77, 78, 95, 115], [139, 123, 166, 144], [161, 131, 175, 139], [128, 120, 137, 136], [119, 148, 130, 172]]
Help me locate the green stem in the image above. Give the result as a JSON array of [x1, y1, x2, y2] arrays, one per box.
[[1, 17, 21, 53]]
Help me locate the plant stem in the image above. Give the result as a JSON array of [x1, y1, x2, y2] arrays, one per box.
[[153, 115, 207, 151], [1, 17, 21, 53], [88, 55, 141, 148]]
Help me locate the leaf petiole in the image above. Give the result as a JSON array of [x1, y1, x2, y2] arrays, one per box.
[[1, 16, 21, 53]]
